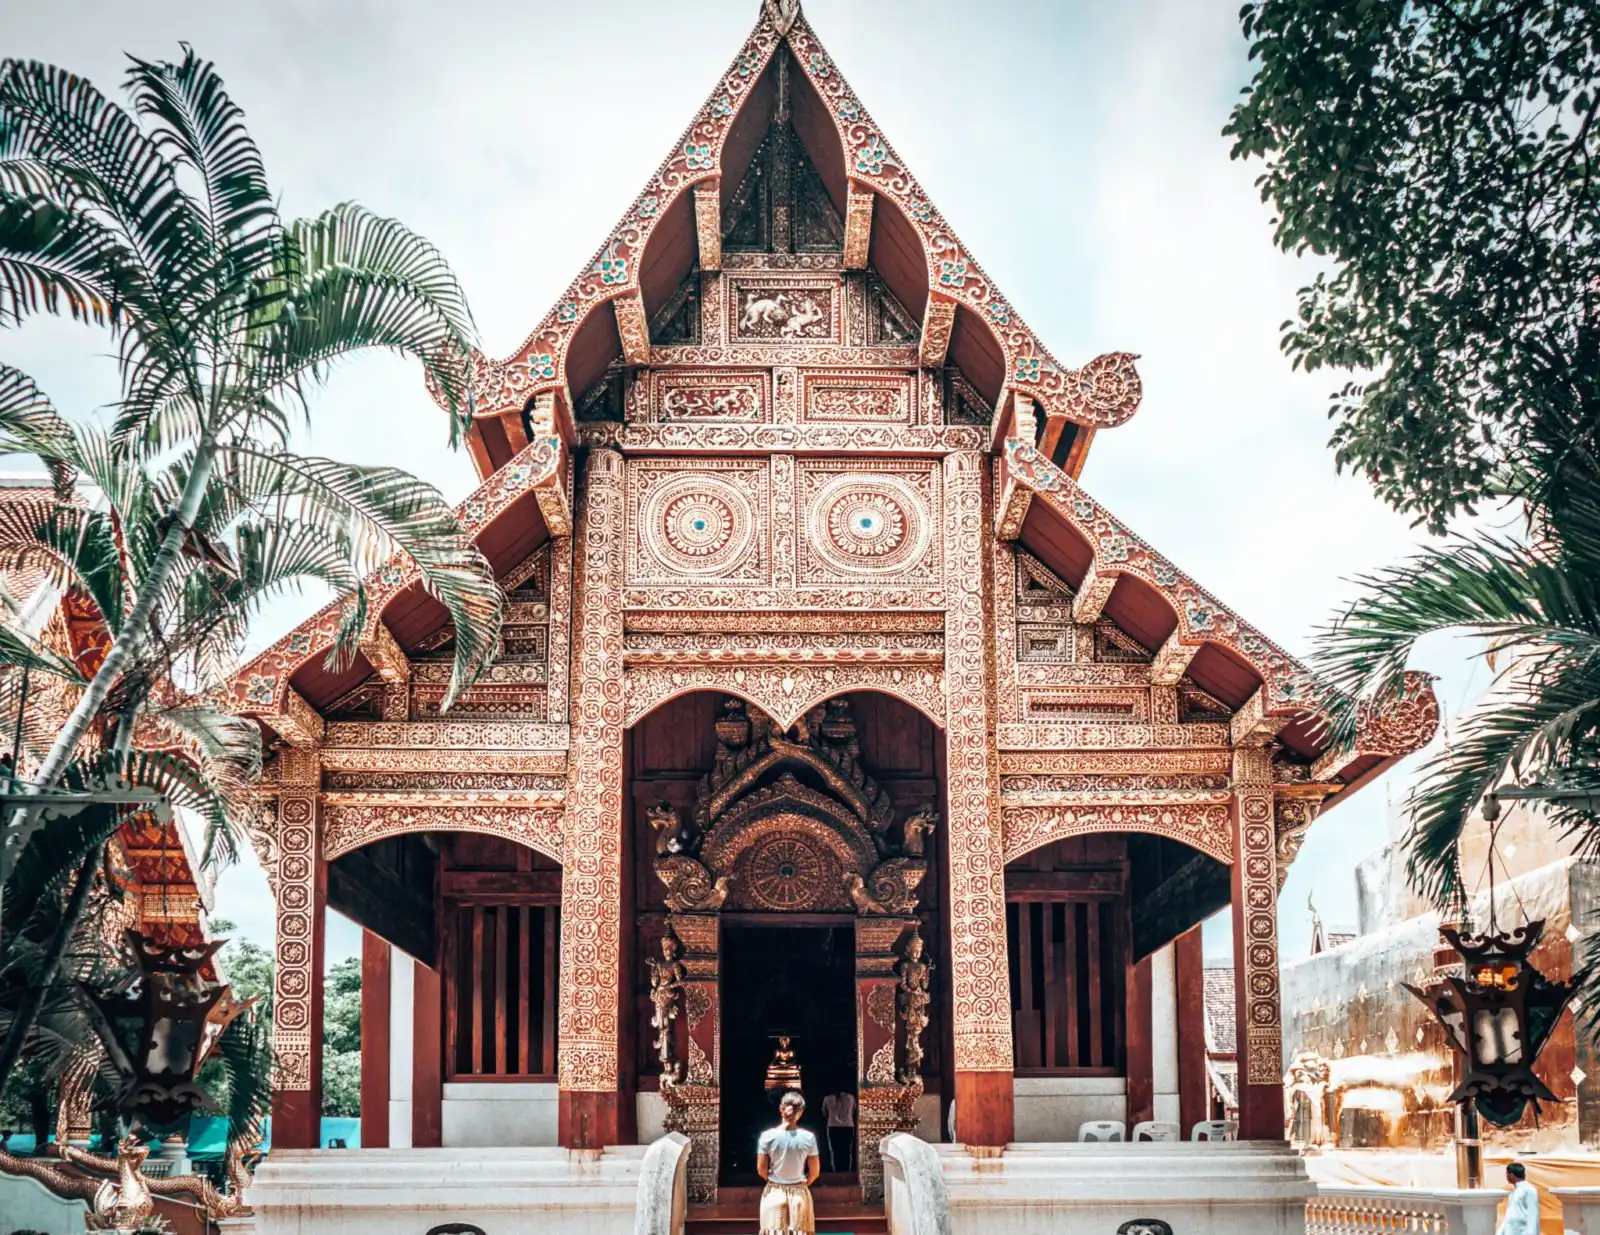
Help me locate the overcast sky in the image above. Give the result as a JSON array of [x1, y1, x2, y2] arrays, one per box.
[[3, 0, 1487, 968]]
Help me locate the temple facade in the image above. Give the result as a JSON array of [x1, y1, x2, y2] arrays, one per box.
[[227, 0, 1438, 1213]]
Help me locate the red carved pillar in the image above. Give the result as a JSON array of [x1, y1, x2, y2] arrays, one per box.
[[1174, 925, 1209, 1134], [855, 918, 911, 1201], [1231, 746, 1285, 1139], [270, 748, 325, 1149], [1126, 954, 1154, 1129], [412, 959, 443, 1147], [942, 452, 1014, 1147], [667, 913, 720, 1201], [359, 931, 391, 1148], [559, 447, 626, 1148]]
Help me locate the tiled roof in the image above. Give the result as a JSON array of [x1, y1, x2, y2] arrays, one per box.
[[0, 483, 62, 610], [1203, 965, 1236, 1056]]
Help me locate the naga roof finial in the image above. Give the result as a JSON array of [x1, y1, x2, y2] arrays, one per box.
[[764, 0, 802, 36]]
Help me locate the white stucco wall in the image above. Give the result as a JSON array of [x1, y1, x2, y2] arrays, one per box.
[[442, 1081, 560, 1147]]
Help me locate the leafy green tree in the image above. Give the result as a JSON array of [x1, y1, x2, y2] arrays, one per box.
[[0, 46, 501, 1104], [321, 955, 361, 1118], [1229, 2, 1600, 944], [1226, 1, 1600, 532]]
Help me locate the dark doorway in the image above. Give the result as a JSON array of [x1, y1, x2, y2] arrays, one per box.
[[719, 922, 856, 1184]]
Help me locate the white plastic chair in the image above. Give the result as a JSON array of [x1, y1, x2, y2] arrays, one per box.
[[1190, 1119, 1237, 1142], [1132, 1120, 1180, 1142], [1078, 1120, 1126, 1142]]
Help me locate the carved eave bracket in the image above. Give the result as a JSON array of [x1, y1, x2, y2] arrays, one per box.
[[694, 179, 722, 270], [1071, 559, 1116, 625], [1229, 688, 1284, 749], [253, 685, 325, 748], [843, 180, 873, 269], [358, 619, 410, 689], [1149, 628, 1199, 686], [920, 294, 956, 368], [614, 291, 651, 367]]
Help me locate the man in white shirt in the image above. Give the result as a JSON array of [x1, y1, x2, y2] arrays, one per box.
[[757, 1091, 820, 1235], [1497, 1162, 1539, 1235], [820, 1091, 855, 1172]]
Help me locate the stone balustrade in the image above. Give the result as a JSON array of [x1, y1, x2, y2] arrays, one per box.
[[1306, 1187, 1504, 1235], [1553, 1187, 1600, 1235]]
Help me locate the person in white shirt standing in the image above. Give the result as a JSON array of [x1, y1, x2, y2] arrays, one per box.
[[757, 1091, 821, 1235], [820, 1091, 855, 1172], [1498, 1161, 1539, 1235]]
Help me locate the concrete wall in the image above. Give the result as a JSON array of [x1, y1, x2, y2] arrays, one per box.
[[1013, 1077, 1127, 1141], [441, 1081, 559, 1147], [1284, 858, 1596, 1151]]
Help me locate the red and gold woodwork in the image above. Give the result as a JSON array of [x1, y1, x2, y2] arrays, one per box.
[[217, 0, 1442, 1194]]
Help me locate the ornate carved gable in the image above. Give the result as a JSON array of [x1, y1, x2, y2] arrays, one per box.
[[650, 697, 933, 915], [723, 75, 843, 257]]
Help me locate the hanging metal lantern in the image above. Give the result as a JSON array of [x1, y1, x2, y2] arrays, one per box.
[[90, 929, 237, 1132], [1404, 919, 1572, 1126]]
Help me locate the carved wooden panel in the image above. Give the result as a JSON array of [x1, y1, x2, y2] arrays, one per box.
[[726, 273, 841, 344], [625, 457, 772, 588], [799, 370, 914, 425], [650, 370, 771, 423]]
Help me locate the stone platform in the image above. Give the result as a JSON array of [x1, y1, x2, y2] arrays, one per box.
[[929, 1139, 1315, 1235], [250, 1146, 647, 1235]]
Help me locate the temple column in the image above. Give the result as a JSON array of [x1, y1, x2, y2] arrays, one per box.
[[667, 914, 721, 1201], [558, 447, 626, 1148], [412, 958, 443, 1147], [855, 918, 912, 1202], [1174, 925, 1209, 1133], [1126, 955, 1154, 1128], [359, 930, 391, 1148], [942, 452, 1014, 1146], [270, 747, 325, 1149], [1230, 746, 1285, 1139], [1151, 942, 1180, 1125]]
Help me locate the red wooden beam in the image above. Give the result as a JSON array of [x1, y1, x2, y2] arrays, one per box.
[[412, 959, 443, 1148], [1126, 954, 1154, 1129], [1174, 926, 1208, 1134], [360, 931, 391, 1149]]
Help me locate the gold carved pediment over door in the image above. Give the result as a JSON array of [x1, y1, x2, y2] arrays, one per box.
[[649, 697, 935, 915]]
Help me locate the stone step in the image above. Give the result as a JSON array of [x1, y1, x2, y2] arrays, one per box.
[[688, 1195, 886, 1235]]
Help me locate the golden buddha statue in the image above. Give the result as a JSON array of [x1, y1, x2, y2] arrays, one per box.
[[764, 1034, 803, 1092]]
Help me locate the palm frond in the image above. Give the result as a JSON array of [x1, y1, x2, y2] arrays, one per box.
[[0, 621, 86, 682], [123, 46, 276, 265], [270, 203, 476, 436], [0, 365, 76, 495], [219, 445, 500, 706], [209, 1013, 271, 1149], [0, 57, 207, 400], [1404, 643, 1600, 905], [0, 190, 129, 327], [1, 797, 123, 936], [1312, 532, 1600, 743]]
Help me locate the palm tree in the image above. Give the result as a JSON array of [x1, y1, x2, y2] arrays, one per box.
[[0, 47, 502, 797], [1311, 413, 1600, 945], [0, 48, 504, 1097]]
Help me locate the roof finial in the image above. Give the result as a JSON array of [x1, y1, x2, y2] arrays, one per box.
[[764, 0, 802, 36]]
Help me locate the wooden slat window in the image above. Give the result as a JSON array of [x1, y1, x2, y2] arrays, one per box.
[[1007, 899, 1125, 1073], [445, 903, 560, 1078]]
